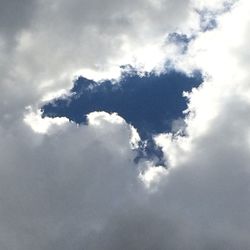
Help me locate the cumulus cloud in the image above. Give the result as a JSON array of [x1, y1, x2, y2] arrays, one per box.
[[1, 0, 250, 249]]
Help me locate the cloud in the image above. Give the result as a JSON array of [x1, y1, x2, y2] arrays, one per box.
[[1, 0, 250, 249], [0, 111, 140, 249]]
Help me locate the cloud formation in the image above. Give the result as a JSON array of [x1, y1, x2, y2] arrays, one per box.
[[1, 0, 250, 249]]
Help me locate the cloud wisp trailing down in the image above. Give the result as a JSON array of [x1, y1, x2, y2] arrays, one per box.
[[1, 0, 250, 249]]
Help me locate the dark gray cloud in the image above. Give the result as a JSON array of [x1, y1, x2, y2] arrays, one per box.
[[0, 114, 139, 250], [0, 0, 36, 39]]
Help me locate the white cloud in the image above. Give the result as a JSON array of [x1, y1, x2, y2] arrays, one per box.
[[139, 163, 168, 189], [24, 107, 69, 134]]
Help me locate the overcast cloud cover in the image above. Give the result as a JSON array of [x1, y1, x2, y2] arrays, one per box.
[[1, 0, 250, 249]]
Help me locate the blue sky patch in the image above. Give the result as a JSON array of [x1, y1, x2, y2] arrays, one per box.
[[42, 66, 203, 164], [167, 32, 192, 53]]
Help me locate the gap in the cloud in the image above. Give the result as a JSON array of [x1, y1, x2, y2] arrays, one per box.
[[41, 65, 203, 165], [197, 0, 237, 32], [198, 9, 218, 31], [167, 32, 193, 54]]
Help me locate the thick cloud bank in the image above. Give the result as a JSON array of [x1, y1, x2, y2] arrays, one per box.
[[1, 0, 250, 249]]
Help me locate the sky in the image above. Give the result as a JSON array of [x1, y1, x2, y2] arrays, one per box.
[[1, 0, 250, 249], [41, 68, 203, 163]]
